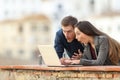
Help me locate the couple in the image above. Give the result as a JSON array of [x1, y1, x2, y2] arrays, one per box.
[[54, 16, 120, 66]]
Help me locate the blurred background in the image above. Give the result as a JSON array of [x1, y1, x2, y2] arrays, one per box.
[[0, 0, 120, 65]]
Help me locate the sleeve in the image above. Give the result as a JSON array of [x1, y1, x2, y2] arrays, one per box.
[[54, 31, 64, 58], [80, 37, 109, 66]]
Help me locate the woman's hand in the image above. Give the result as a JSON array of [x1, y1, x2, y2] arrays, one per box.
[[70, 60, 80, 64]]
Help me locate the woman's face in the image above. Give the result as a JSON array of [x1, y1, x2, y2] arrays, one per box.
[[74, 27, 90, 44]]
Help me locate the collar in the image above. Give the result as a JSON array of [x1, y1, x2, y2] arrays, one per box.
[[94, 36, 100, 47]]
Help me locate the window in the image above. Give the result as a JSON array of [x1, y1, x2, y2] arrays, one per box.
[[42, 24, 49, 32], [31, 23, 37, 32], [90, 0, 95, 11], [18, 49, 24, 55], [18, 24, 23, 33], [5, 49, 12, 58]]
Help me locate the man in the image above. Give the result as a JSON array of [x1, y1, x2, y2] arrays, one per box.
[[54, 16, 84, 64]]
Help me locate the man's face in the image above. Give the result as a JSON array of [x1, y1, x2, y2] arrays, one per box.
[[62, 25, 75, 42]]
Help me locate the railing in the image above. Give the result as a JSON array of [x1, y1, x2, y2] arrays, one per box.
[[0, 65, 120, 80]]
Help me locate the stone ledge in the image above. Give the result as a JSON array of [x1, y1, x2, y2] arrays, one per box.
[[1, 65, 120, 80], [0, 65, 120, 72]]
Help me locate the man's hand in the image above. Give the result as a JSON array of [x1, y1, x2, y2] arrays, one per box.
[[71, 49, 82, 60], [60, 58, 80, 65], [60, 58, 72, 65]]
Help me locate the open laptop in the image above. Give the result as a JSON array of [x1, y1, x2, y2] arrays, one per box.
[[38, 45, 82, 67]]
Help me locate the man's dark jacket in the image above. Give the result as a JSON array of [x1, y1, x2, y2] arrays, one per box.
[[54, 29, 84, 58]]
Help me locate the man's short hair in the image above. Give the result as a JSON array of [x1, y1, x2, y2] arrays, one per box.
[[61, 16, 78, 27]]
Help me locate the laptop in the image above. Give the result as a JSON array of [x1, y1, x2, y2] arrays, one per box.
[[38, 45, 82, 67]]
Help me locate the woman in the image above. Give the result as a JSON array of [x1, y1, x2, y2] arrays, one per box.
[[65, 21, 120, 65]]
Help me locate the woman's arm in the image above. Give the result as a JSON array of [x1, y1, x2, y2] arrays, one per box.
[[80, 37, 109, 66]]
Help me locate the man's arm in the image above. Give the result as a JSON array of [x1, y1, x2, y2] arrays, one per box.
[[54, 31, 64, 58]]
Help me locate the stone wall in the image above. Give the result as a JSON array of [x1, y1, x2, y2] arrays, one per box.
[[0, 65, 120, 80]]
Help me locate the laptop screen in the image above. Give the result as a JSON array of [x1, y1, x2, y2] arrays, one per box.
[[38, 45, 62, 66]]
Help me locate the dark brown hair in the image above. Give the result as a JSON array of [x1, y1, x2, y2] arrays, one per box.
[[75, 21, 120, 65], [61, 16, 78, 27]]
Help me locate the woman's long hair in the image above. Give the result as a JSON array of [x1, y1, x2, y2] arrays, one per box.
[[75, 21, 120, 65]]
